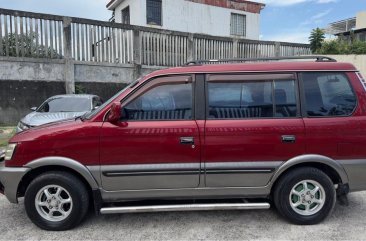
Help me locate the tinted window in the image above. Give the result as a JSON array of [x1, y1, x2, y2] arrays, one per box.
[[92, 97, 103, 109], [38, 97, 91, 112], [208, 80, 297, 119], [274, 80, 297, 117], [124, 83, 192, 120], [302, 73, 356, 117]]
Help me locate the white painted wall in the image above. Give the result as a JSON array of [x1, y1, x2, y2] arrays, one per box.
[[113, 0, 261, 40], [114, 0, 145, 25], [327, 55, 366, 78], [356, 11, 366, 29]]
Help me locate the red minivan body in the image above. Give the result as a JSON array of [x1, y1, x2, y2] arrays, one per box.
[[1, 59, 366, 230]]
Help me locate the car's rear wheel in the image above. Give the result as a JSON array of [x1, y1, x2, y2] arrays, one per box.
[[24, 171, 89, 231], [273, 167, 336, 225]]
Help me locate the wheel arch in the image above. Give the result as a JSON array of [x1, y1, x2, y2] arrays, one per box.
[[269, 154, 349, 191], [18, 157, 99, 197]]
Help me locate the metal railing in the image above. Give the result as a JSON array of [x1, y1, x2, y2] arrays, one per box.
[[0, 8, 311, 67]]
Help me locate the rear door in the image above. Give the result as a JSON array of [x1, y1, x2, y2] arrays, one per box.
[[300, 72, 364, 159], [204, 73, 306, 187]]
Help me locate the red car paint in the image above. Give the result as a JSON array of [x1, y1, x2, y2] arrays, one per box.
[[7, 62, 364, 169]]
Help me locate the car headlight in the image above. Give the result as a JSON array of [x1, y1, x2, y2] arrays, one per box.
[[4, 143, 17, 161]]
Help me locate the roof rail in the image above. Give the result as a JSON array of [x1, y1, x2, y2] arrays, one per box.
[[184, 56, 337, 66]]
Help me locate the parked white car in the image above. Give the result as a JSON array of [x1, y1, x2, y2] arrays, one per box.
[[17, 94, 103, 132]]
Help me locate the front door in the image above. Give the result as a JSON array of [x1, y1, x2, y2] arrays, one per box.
[[100, 75, 201, 191], [204, 73, 306, 187]]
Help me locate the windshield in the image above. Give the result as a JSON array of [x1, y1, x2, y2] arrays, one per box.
[[37, 97, 91, 113], [83, 78, 140, 119]]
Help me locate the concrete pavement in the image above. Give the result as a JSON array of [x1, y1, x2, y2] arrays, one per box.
[[1, 192, 366, 240]]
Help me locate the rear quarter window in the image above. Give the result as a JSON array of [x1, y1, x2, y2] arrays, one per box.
[[301, 72, 357, 117]]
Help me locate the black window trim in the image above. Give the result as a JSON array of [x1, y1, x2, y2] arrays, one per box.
[[195, 74, 206, 120], [299, 71, 358, 118], [204, 72, 301, 120], [119, 74, 196, 122]]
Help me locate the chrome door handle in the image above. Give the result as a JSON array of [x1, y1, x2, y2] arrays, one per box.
[[281, 135, 296, 143], [180, 137, 194, 145]]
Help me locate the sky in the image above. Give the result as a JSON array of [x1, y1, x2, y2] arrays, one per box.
[[257, 0, 366, 43], [0, 0, 365, 43]]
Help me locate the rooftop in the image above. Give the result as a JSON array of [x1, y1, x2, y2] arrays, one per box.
[[324, 11, 366, 35], [107, 0, 265, 14], [324, 17, 356, 35], [335, 27, 366, 36]]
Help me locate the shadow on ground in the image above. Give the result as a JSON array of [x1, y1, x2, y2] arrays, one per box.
[[0, 192, 366, 240]]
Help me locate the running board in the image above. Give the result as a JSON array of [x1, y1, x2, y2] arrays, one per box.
[[100, 202, 270, 214]]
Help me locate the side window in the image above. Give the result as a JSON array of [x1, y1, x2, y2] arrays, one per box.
[[124, 83, 192, 120], [302, 72, 357, 117], [208, 79, 297, 119], [274, 80, 297, 117], [93, 97, 103, 109]]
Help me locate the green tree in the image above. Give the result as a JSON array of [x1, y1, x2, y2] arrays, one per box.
[[1, 31, 61, 58], [309, 28, 325, 53]]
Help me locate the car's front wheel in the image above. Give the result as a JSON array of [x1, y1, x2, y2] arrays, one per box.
[[273, 167, 336, 225], [24, 171, 89, 231]]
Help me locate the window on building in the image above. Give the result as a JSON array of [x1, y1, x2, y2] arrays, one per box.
[[122, 6, 130, 24], [146, 0, 162, 26], [358, 33, 366, 42], [302, 72, 357, 117], [230, 13, 246, 37]]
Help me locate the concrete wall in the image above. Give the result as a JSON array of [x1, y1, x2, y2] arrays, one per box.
[[0, 57, 163, 125], [326, 55, 366, 77], [114, 0, 260, 40], [356, 11, 366, 30], [0, 80, 66, 125]]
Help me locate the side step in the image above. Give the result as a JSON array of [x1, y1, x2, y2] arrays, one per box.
[[100, 202, 270, 214]]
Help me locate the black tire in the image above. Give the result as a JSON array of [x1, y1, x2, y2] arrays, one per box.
[[273, 167, 336, 225], [24, 171, 89, 231]]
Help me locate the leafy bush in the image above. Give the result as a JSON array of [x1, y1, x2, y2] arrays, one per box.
[[317, 39, 366, 55], [1, 32, 61, 58], [348, 41, 366, 54], [75, 84, 87, 94]]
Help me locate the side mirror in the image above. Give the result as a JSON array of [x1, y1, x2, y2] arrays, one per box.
[[107, 102, 121, 123], [30, 107, 37, 111]]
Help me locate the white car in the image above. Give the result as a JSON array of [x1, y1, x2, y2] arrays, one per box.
[[17, 94, 103, 132]]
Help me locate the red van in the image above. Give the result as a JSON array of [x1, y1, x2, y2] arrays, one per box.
[[1, 56, 365, 230]]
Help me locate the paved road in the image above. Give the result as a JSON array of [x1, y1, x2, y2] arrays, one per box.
[[1, 192, 366, 240]]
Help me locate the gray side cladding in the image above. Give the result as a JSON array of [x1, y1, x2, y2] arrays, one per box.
[[0, 80, 127, 125]]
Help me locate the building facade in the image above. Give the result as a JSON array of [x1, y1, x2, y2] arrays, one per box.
[[106, 0, 265, 40], [325, 11, 366, 42]]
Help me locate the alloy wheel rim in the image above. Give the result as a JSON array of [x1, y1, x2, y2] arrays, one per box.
[[289, 180, 325, 216], [35, 185, 73, 222]]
